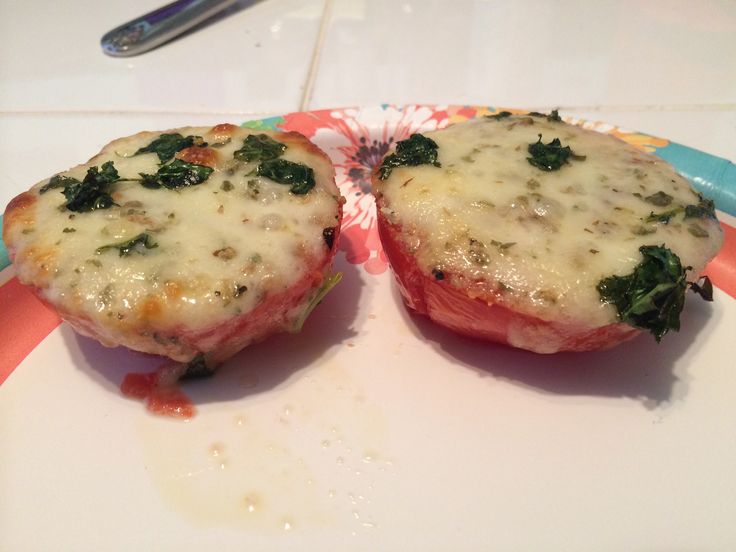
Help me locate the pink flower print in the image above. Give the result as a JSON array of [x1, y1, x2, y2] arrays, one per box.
[[275, 105, 492, 276]]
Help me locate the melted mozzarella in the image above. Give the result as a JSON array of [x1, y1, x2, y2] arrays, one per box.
[[11, 126, 340, 337], [376, 116, 723, 326]]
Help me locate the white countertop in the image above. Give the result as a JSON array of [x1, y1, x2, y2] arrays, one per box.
[[1, 2, 735, 551]]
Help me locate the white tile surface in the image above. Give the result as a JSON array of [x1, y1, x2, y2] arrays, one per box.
[[0, 0, 325, 113], [309, 0, 736, 111]]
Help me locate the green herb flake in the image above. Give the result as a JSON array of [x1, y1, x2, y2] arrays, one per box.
[[687, 223, 709, 238], [246, 179, 260, 198], [256, 158, 315, 195], [234, 134, 287, 163], [490, 240, 516, 251], [527, 135, 584, 172], [62, 227, 76, 233], [135, 133, 206, 163], [210, 138, 231, 149], [646, 209, 681, 224], [139, 159, 214, 190], [378, 133, 441, 180], [468, 238, 489, 266], [644, 191, 673, 207], [597, 245, 699, 341], [96, 233, 158, 257], [61, 161, 120, 212], [631, 224, 657, 236]]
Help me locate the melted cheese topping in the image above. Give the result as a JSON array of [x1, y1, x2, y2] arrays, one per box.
[[375, 116, 723, 327], [9, 126, 341, 341]]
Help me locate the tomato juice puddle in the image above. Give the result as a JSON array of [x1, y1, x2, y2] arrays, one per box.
[[121, 362, 196, 419]]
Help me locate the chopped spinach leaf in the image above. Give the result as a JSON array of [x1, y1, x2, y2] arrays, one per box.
[[234, 134, 287, 163], [40, 174, 78, 194], [135, 133, 206, 163], [597, 245, 696, 341], [139, 159, 213, 190], [181, 353, 214, 380], [486, 111, 512, 120], [292, 273, 343, 332], [527, 109, 562, 122], [646, 195, 717, 226], [684, 196, 716, 219], [378, 133, 441, 180], [62, 161, 120, 212], [546, 109, 562, 122], [527, 135, 584, 172], [256, 158, 315, 194], [96, 233, 158, 257], [644, 191, 673, 207]]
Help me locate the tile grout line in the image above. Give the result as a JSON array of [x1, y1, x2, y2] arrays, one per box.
[[298, 0, 333, 112]]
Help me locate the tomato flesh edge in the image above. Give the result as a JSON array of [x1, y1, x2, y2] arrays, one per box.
[[375, 206, 639, 353]]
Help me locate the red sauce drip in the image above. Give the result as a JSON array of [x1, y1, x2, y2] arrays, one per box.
[[121, 372, 196, 419]]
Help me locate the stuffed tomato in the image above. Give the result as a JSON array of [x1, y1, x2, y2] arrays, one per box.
[[3, 124, 343, 373], [372, 112, 722, 353]]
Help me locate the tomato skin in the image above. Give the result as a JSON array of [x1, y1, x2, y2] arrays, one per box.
[[375, 206, 640, 353]]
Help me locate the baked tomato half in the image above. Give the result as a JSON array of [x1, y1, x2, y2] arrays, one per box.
[[372, 114, 722, 353], [3, 124, 343, 373]]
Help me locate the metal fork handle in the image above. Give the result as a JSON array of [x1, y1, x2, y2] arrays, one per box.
[[101, 0, 237, 57]]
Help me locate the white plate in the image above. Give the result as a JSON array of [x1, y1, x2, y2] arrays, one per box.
[[2, 106, 735, 551]]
